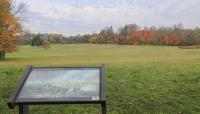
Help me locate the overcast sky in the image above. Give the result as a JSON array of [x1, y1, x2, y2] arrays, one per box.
[[16, 0, 200, 36]]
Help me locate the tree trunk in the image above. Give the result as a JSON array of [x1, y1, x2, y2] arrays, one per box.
[[0, 51, 5, 60], [0, 51, 2, 59], [2, 51, 5, 59]]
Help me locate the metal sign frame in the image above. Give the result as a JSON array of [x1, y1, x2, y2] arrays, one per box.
[[7, 65, 106, 114]]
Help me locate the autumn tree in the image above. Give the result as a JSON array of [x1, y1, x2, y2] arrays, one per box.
[[96, 26, 116, 44], [0, 0, 23, 59], [165, 34, 178, 45], [117, 24, 140, 44], [42, 38, 50, 49], [88, 36, 97, 44], [49, 33, 64, 44]]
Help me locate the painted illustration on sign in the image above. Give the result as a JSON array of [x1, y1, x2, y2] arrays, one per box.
[[17, 68, 100, 100]]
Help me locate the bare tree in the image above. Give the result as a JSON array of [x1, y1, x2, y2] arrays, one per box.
[[10, 0, 27, 21]]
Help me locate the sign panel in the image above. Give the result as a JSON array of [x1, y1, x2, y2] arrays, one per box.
[[7, 65, 106, 114], [17, 68, 100, 101]]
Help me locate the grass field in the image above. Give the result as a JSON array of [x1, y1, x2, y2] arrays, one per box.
[[0, 44, 200, 114]]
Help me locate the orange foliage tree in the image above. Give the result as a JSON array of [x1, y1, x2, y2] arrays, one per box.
[[95, 26, 116, 44], [129, 30, 155, 44], [166, 34, 178, 45], [0, 0, 22, 59]]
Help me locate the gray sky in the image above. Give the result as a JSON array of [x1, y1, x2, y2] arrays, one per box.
[[16, 0, 200, 36]]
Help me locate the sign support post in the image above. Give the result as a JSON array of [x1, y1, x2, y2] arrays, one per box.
[[19, 105, 29, 114], [101, 102, 106, 114]]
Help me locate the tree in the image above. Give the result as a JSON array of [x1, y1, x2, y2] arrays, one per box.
[[95, 26, 116, 44], [49, 33, 64, 44], [42, 39, 50, 49], [166, 34, 178, 45], [19, 30, 33, 45], [0, 0, 22, 59], [88, 36, 96, 44], [117, 24, 139, 44], [31, 34, 43, 46]]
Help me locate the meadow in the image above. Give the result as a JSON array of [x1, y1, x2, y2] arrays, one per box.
[[0, 44, 200, 114]]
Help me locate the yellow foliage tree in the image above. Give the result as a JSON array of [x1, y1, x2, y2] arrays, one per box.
[[0, 0, 21, 59], [88, 37, 97, 44]]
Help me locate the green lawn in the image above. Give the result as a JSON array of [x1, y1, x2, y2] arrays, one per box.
[[0, 44, 200, 114]]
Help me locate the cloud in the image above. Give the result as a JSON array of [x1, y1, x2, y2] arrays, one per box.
[[16, 0, 200, 36]]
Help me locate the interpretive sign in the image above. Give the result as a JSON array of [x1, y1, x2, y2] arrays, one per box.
[[7, 65, 106, 114]]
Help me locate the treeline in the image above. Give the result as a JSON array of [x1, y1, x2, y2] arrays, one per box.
[[19, 32, 96, 46], [20, 23, 200, 46], [92, 24, 200, 46]]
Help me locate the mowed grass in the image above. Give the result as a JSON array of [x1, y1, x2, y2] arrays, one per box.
[[0, 44, 200, 114], [2, 44, 200, 66]]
